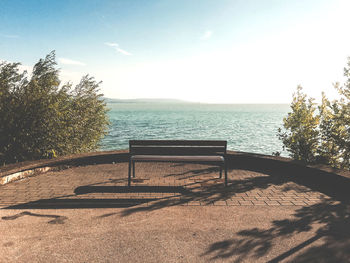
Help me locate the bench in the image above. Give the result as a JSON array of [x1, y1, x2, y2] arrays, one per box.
[[128, 140, 228, 186]]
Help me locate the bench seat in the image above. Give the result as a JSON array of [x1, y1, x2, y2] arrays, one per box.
[[131, 155, 224, 162]]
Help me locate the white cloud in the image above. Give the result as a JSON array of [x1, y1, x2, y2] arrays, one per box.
[[105, 42, 132, 56], [58, 58, 86, 66], [200, 30, 212, 40]]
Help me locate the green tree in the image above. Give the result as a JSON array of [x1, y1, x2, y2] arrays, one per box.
[[278, 85, 319, 163], [0, 51, 109, 165], [279, 58, 350, 170], [333, 58, 350, 168], [314, 61, 350, 169], [316, 92, 341, 167]]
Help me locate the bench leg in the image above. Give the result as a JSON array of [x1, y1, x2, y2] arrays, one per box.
[[219, 165, 222, 178], [132, 161, 135, 178], [224, 161, 228, 186], [128, 159, 131, 187]]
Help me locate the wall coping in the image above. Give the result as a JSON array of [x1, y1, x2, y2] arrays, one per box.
[[1, 150, 349, 185]]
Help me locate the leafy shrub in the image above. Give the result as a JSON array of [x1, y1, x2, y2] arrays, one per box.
[[0, 51, 109, 164], [279, 59, 350, 170], [278, 86, 319, 163]]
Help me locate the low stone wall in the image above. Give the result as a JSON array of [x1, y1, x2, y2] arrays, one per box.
[[0, 166, 53, 185], [0, 150, 128, 185], [1, 150, 349, 186]]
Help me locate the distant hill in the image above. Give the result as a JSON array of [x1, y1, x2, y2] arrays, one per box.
[[103, 98, 191, 104]]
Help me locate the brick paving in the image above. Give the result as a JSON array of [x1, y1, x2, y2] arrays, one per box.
[[0, 161, 334, 209]]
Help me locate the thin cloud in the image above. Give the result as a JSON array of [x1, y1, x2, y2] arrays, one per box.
[[105, 42, 132, 56], [58, 58, 86, 66], [201, 30, 213, 40]]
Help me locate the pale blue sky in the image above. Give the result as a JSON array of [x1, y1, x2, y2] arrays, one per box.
[[1, 0, 350, 103]]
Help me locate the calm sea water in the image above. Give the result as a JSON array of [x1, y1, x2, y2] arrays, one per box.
[[100, 103, 290, 156]]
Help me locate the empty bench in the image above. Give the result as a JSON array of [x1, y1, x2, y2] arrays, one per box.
[[128, 140, 228, 186]]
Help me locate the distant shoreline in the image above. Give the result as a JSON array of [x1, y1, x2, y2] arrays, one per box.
[[103, 97, 290, 105]]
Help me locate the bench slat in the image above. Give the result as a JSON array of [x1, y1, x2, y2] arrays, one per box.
[[131, 155, 224, 162], [130, 146, 225, 155], [129, 140, 227, 147]]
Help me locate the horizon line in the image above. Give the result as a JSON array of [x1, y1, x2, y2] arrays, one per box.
[[104, 97, 291, 104]]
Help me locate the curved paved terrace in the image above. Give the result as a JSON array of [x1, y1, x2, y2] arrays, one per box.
[[0, 151, 349, 262]]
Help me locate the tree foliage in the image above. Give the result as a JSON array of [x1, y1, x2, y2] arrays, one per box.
[[278, 86, 319, 163], [317, 92, 342, 167], [279, 58, 350, 170], [0, 51, 109, 164]]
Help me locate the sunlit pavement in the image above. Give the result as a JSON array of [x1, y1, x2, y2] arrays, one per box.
[[1, 158, 349, 262]]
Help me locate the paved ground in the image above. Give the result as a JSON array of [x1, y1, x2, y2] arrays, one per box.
[[0, 163, 332, 208], [1, 160, 349, 262]]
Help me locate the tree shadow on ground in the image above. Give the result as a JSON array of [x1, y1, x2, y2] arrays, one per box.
[[74, 185, 190, 194], [230, 154, 350, 203], [120, 156, 350, 216], [2, 160, 285, 210], [2, 169, 275, 210], [196, 156, 350, 261], [1, 211, 67, 224], [4, 197, 159, 209], [164, 166, 220, 179], [202, 199, 350, 262], [2, 154, 349, 261], [3, 155, 350, 214]]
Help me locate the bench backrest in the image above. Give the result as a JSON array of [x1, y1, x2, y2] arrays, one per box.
[[129, 140, 227, 156]]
